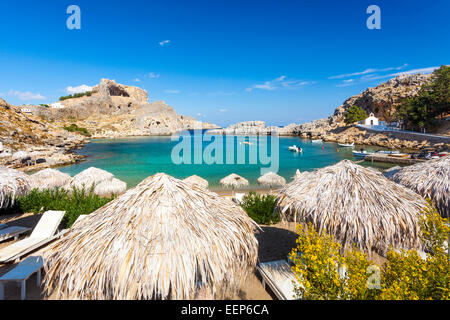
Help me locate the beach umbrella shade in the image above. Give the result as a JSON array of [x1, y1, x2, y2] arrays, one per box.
[[257, 172, 286, 188], [220, 174, 249, 189], [12, 151, 29, 161], [42, 173, 260, 300], [391, 156, 449, 218], [0, 166, 32, 208], [183, 175, 209, 190], [30, 168, 71, 191], [66, 167, 114, 191], [94, 178, 127, 197], [276, 160, 428, 256]]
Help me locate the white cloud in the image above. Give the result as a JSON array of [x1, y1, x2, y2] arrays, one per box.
[[159, 40, 170, 46], [66, 85, 93, 95], [246, 76, 313, 92], [362, 66, 439, 81], [149, 72, 160, 79], [8, 90, 46, 101], [208, 91, 235, 96], [219, 108, 228, 113], [197, 112, 206, 118], [133, 78, 141, 82], [329, 64, 408, 79], [164, 89, 180, 94]]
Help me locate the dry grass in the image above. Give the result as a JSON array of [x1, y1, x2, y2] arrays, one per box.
[[276, 160, 428, 256], [0, 166, 31, 208], [43, 173, 260, 300], [392, 156, 449, 218], [30, 168, 71, 191]]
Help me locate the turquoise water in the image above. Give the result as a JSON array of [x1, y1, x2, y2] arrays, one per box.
[[59, 133, 395, 189]]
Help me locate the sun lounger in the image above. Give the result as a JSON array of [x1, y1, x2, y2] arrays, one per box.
[[0, 224, 6, 230], [257, 260, 299, 300], [0, 211, 65, 264], [0, 256, 43, 300], [0, 226, 32, 242], [233, 193, 246, 204]]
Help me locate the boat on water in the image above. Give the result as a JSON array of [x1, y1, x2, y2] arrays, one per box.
[[239, 141, 253, 146], [288, 145, 302, 153], [377, 150, 400, 155], [312, 139, 323, 143], [338, 142, 354, 147], [352, 150, 375, 158]]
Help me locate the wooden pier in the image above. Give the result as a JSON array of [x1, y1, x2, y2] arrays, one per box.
[[364, 154, 426, 165]]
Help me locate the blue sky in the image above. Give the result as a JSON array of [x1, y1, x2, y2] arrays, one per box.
[[0, 0, 449, 127]]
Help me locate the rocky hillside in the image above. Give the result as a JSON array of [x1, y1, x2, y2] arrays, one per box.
[[38, 79, 218, 138], [0, 98, 86, 169], [331, 73, 433, 125]]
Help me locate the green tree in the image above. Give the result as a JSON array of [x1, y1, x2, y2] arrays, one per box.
[[344, 105, 368, 124]]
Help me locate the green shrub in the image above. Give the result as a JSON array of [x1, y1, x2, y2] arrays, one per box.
[[59, 91, 92, 101], [63, 123, 91, 137], [240, 192, 280, 225], [290, 202, 450, 300], [16, 187, 114, 228], [344, 105, 368, 124]]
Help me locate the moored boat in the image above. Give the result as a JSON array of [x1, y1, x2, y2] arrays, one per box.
[[312, 139, 323, 143], [352, 150, 375, 158], [338, 142, 354, 147], [288, 145, 302, 153]]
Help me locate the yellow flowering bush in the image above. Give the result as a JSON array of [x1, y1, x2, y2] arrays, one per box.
[[290, 203, 450, 300]]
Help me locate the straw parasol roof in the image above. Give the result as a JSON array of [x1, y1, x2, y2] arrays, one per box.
[[30, 168, 71, 191], [0, 166, 31, 208], [66, 167, 114, 190], [257, 172, 286, 188], [276, 160, 428, 255], [43, 173, 259, 300], [391, 156, 449, 218], [220, 173, 249, 189], [94, 178, 127, 197], [183, 175, 209, 189]]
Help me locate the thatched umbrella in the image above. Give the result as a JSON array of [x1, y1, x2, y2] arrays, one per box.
[[257, 172, 286, 188], [43, 173, 259, 300], [276, 160, 428, 256], [220, 174, 249, 189], [94, 178, 127, 197], [30, 168, 71, 191], [66, 167, 114, 191], [183, 175, 209, 190], [391, 156, 449, 218], [0, 166, 31, 208]]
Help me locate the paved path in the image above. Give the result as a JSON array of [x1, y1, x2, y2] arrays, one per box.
[[355, 125, 450, 141]]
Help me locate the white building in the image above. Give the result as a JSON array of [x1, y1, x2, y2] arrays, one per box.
[[21, 108, 32, 114], [50, 102, 65, 109], [364, 113, 379, 126]]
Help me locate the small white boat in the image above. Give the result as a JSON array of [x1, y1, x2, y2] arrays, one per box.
[[338, 142, 354, 147], [288, 145, 302, 153], [311, 139, 323, 143], [377, 150, 400, 155], [352, 150, 375, 158]]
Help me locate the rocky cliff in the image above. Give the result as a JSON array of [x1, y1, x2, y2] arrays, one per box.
[[38, 79, 217, 138], [0, 98, 86, 169]]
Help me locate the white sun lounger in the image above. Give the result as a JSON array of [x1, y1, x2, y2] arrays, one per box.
[[0, 226, 32, 242], [257, 260, 299, 300], [233, 193, 246, 204], [0, 211, 65, 264], [0, 256, 43, 300]]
